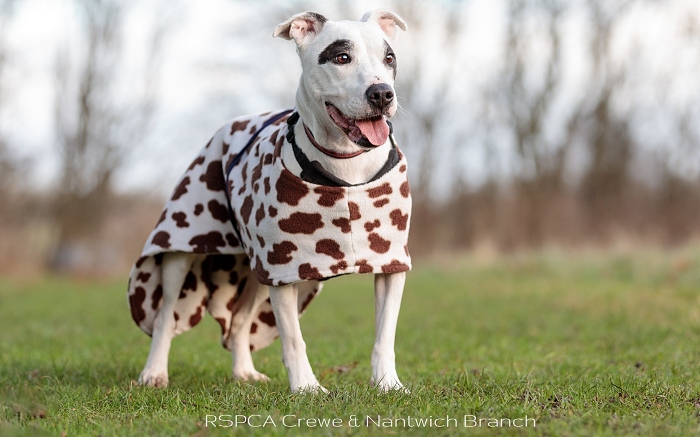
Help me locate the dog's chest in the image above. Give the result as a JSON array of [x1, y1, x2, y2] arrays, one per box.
[[229, 112, 412, 285]]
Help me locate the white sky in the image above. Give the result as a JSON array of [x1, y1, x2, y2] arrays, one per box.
[[1, 0, 698, 195]]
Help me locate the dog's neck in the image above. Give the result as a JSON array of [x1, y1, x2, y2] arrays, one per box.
[[283, 112, 393, 186]]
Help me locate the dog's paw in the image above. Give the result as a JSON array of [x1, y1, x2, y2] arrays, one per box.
[[371, 376, 409, 394], [292, 382, 329, 395], [232, 369, 270, 382], [138, 370, 169, 388]]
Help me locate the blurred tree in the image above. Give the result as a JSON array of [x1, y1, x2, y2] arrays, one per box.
[[51, 0, 166, 271]]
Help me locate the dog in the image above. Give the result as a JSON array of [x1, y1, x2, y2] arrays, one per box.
[[127, 10, 410, 393]]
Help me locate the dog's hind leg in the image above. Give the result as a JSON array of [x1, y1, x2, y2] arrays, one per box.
[[138, 252, 197, 387], [269, 283, 327, 393], [228, 277, 271, 382], [371, 272, 407, 392]]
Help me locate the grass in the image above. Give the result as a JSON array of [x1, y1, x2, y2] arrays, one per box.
[[2, 248, 700, 436]]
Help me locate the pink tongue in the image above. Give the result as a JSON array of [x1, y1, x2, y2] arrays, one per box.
[[355, 118, 390, 146]]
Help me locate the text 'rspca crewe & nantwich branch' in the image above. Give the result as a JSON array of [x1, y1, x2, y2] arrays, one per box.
[[205, 414, 536, 428]]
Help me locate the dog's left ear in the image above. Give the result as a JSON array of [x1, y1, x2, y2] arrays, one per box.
[[361, 10, 407, 40], [273, 12, 327, 46]]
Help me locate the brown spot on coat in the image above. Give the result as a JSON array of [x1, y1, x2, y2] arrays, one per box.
[[151, 285, 163, 310], [367, 182, 392, 198], [256, 235, 266, 248], [250, 322, 258, 333], [172, 211, 190, 228], [136, 272, 151, 283], [187, 156, 206, 171], [400, 181, 410, 198], [230, 120, 250, 134], [368, 233, 391, 254], [364, 219, 381, 232], [330, 261, 348, 274], [399, 164, 407, 173], [241, 162, 248, 182], [215, 317, 228, 334], [314, 186, 345, 207], [251, 160, 264, 188], [381, 260, 410, 273], [259, 311, 276, 327], [279, 212, 324, 234], [255, 203, 266, 226], [135, 256, 147, 268], [194, 204, 204, 216], [254, 255, 270, 283], [267, 241, 298, 265], [172, 176, 191, 200], [199, 161, 226, 192], [189, 306, 204, 327], [156, 210, 167, 225], [152, 231, 171, 249], [276, 168, 310, 206], [264, 177, 271, 194], [332, 218, 351, 233], [189, 231, 226, 253], [373, 198, 390, 208], [315, 239, 345, 260], [129, 287, 147, 324], [268, 206, 278, 217], [240, 195, 254, 225], [357, 259, 373, 274], [299, 263, 323, 280], [208, 200, 230, 223], [182, 271, 197, 292], [389, 209, 409, 231], [349, 202, 361, 220]]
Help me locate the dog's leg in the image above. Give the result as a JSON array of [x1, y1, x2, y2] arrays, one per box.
[[269, 283, 327, 393], [139, 252, 195, 387], [229, 280, 270, 382], [371, 272, 407, 392]]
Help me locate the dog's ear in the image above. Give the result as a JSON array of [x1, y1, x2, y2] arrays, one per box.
[[273, 12, 327, 46], [361, 10, 407, 40]]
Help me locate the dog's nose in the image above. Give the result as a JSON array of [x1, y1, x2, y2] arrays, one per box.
[[365, 84, 394, 110]]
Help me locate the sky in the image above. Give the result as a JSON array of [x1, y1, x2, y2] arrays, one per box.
[[1, 0, 698, 196]]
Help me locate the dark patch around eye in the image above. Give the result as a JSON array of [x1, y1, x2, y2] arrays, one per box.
[[384, 41, 397, 79], [318, 39, 354, 64]]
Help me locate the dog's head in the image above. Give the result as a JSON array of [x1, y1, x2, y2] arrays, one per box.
[[274, 10, 406, 152]]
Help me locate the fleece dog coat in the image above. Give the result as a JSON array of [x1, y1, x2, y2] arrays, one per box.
[[128, 110, 412, 351]]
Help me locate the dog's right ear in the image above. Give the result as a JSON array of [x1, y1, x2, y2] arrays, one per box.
[[273, 12, 327, 46]]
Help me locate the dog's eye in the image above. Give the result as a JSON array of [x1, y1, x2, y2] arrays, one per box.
[[385, 53, 395, 65], [334, 54, 351, 65]]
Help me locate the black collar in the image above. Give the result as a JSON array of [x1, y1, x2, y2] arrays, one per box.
[[285, 112, 399, 187]]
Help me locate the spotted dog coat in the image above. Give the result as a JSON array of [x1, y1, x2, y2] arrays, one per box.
[[128, 109, 411, 352]]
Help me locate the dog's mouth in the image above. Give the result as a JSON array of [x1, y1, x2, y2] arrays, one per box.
[[325, 103, 390, 148]]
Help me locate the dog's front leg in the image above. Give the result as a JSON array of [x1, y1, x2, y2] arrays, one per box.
[[269, 283, 327, 393], [371, 272, 407, 392]]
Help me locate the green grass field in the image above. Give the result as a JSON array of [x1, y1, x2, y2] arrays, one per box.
[[2, 249, 700, 436]]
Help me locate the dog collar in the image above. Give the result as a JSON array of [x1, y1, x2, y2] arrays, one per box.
[[285, 112, 400, 187], [302, 123, 367, 159]]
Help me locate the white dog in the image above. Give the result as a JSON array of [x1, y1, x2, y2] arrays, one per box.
[[128, 10, 410, 393]]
